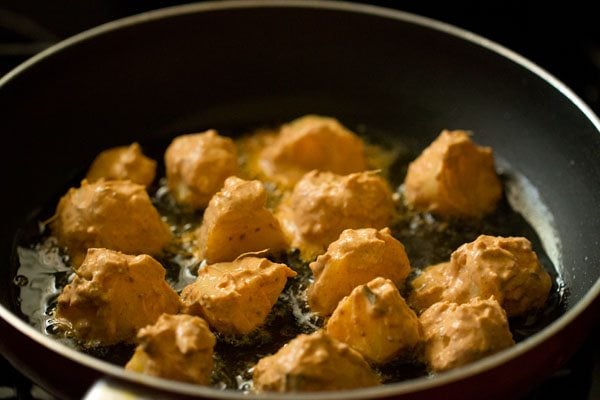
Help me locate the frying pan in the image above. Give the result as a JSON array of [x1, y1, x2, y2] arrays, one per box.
[[0, 1, 599, 399]]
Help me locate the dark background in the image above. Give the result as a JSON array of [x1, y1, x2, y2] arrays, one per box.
[[0, 1, 598, 399]]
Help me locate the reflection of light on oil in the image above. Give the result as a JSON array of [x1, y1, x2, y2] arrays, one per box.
[[498, 158, 562, 275], [16, 237, 71, 331], [0, 387, 17, 399]]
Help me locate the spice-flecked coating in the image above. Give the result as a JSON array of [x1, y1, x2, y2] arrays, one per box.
[[403, 130, 502, 218], [50, 179, 171, 267], [56, 249, 181, 346], [85, 142, 156, 186], [125, 314, 215, 385], [326, 277, 422, 364], [409, 235, 552, 317], [165, 130, 238, 209], [195, 176, 288, 264], [308, 228, 411, 316], [419, 297, 515, 372], [253, 330, 380, 392], [277, 170, 395, 260], [181, 254, 296, 334], [259, 115, 368, 187]]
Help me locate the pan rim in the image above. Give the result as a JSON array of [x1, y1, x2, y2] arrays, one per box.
[[1, 0, 599, 398]]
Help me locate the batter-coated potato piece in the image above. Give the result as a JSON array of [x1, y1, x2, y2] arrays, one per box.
[[277, 170, 395, 259], [165, 130, 238, 209], [326, 277, 422, 364], [403, 130, 502, 218], [308, 228, 411, 316], [259, 115, 368, 187], [50, 180, 171, 267], [125, 314, 215, 385], [56, 248, 181, 346], [420, 297, 515, 372], [85, 142, 156, 186], [253, 330, 380, 392], [195, 176, 288, 264], [409, 235, 552, 317], [180, 254, 296, 334], [407, 261, 452, 314]]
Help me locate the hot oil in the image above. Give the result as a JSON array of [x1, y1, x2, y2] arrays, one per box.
[[211, 254, 321, 391], [12, 126, 566, 389]]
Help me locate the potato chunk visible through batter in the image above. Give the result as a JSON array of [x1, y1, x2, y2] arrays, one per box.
[[277, 170, 395, 259], [85, 142, 156, 186], [326, 277, 422, 364], [403, 130, 502, 218], [420, 297, 515, 372], [165, 130, 238, 209], [407, 261, 452, 313], [258, 115, 368, 187], [125, 314, 215, 385], [50, 179, 171, 267], [195, 176, 288, 264], [253, 330, 380, 392], [55, 248, 181, 346], [308, 228, 411, 316], [181, 254, 296, 335], [409, 235, 552, 317]]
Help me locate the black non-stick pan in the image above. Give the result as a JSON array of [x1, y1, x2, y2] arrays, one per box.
[[0, 1, 599, 399]]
